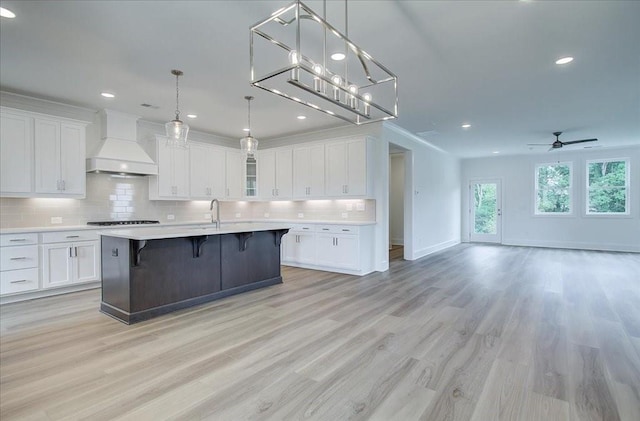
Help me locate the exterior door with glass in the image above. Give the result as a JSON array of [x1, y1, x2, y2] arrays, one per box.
[[469, 179, 502, 243]]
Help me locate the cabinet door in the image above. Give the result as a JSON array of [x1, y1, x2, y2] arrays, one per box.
[[59, 123, 85, 195], [297, 232, 316, 264], [172, 146, 190, 198], [41, 243, 73, 289], [275, 149, 293, 197], [190, 143, 225, 199], [74, 241, 100, 284], [346, 139, 367, 196], [156, 141, 174, 197], [292, 147, 311, 198], [309, 144, 325, 196], [34, 118, 61, 194], [325, 142, 347, 196], [282, 233, 297, 262], [225, 150, 242, 198], [333, 234, 359, 270], [258, 150, 276, 198], [315, 234, 338, 267], [0, 111, 33, 194]]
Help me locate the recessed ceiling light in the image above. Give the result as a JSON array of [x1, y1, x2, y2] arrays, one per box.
[[461, 123, 471, 129], [492, 151, 500, 154], [555, 56, 574, 65], [0, 7, 16, 18], [297, 115, 307, 120], [187, 114, 197, 119], [331, 52, 346, 61], [101, 92, 115, 98]]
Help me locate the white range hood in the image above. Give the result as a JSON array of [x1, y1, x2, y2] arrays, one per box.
[[86, 109, 158, 175]]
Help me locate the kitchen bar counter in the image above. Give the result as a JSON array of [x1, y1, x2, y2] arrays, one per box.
[[99, 225, 290, 324]]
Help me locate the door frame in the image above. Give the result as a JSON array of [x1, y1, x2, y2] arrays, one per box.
[[468, 178, 502, 243]]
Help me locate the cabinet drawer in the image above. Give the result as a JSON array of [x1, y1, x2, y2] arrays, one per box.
[[0, 245, 38, 270], [0, 233, 38, 247], [316, 225, 359, 234], [288, 224, 316, 233], [41, 230, 99, 244], [1, 268, 39, 295]]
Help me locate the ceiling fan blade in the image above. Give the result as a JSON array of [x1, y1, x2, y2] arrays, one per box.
[[526, 143, 551, 146], [561, 138, 598, 145], [548, 146, 555, 152]]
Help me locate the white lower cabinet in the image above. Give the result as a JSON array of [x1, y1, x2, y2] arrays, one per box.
[[281, 224, 373, 275], [41, 231, 100, 289], [0, 233, 39, 295], [283, 226, 316, 265]]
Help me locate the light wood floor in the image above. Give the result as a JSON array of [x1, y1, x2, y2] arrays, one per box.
[[1, 244, 639, 420]]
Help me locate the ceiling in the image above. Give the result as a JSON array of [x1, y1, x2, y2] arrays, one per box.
[[1, 0, 639, 158]]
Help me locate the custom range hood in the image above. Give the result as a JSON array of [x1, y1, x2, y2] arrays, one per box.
[[86, 109, 158, 175]]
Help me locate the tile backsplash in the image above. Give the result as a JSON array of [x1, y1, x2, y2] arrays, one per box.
[[0, 173, 375, 228]]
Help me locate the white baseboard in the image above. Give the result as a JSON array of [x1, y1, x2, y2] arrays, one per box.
[[0, 282, 100, 305], [502, 238, 640, 253], [411, 239, 460, 260]]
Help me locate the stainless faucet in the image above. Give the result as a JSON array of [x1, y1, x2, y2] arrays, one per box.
[[210, 198, 220, 228]]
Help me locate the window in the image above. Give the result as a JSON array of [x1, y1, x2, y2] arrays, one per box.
[[586, 158, 629, 215], [535, 162, 572, 214]]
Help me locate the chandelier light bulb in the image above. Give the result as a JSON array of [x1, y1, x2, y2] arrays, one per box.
[[348, 84, 358, 109], [312, 63, 324, 93], [362, 93, 372, 116], [288, 50, 300, 80], [331, 75, 342, 101]]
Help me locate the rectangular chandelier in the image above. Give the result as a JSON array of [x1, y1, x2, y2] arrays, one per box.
[[250, 0, 398, 125]]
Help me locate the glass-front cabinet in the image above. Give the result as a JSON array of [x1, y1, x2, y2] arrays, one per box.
[[245, 156, 257, 197]]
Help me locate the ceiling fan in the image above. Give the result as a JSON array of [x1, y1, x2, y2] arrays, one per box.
[[528, 131, 598, 151]]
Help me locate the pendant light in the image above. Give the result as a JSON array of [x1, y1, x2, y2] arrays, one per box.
[[240, 96, 258, 157], [165, 69, 189, 148]]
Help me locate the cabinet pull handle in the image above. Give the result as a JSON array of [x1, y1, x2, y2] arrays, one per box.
[[336, 238, 339, 246], [62, 180, 66, 191], [10, 280, 28, 284], [66, 235, 80, 238], [342, 229, 350, 232], [322, 228, 329, 231], [9, 257, 27, 260], [9, 239, 27, 242], [74, 247, 78, 257], [69, 247, 73, 258]]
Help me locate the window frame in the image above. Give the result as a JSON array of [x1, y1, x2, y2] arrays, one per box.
[[534, 161, 574, 216], [585, 157, 630, 216]]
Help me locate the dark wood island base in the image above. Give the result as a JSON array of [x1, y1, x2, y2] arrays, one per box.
[[100, 228, 289, 324]]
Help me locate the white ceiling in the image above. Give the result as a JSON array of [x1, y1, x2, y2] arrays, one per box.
[[1, 0, 639, 158]]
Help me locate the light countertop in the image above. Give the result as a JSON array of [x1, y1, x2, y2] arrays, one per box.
[[101, 223, 294, 241], [0, 219, 375, 235]]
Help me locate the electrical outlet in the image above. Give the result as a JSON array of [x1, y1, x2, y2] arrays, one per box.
[[167, 214, 175, 220], [297, 212, 304, 218], [264, 212, 270, 218], [346, 203, 353, 211], [341, 212, 348, 218], [235, 213, 241, 218], [50, 216, 62, 224], [356, 203, 365, 211]]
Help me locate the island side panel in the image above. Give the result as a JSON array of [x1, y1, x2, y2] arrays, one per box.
[[220, 231, 282, 291], [129, 236, 222, 312], [101, 236, 132, 313]]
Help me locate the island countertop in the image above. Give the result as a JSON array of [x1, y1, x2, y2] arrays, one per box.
[[99, 222, 293, 241]]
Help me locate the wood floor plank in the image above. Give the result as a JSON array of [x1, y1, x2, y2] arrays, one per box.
[[1, 244, 638, 420]]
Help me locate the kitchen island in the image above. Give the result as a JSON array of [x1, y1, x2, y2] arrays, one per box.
[[99, 223, 290, 324]]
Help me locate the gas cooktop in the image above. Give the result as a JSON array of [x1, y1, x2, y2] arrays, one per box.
[[87, 220, 160, 226]]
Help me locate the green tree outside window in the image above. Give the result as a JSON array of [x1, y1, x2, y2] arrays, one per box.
[[536, 163, 571, 214], [587, 160, 628, 214]]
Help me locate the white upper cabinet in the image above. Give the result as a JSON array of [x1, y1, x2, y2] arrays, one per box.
[[325, 138, 369, 197], [34, 118, 87, 197], [258, 148, 293, 199], [189, 142, 226, 199], [293, 144, 325, 198], [149, 136, 189, 200], [0, 109, 33, 196], [1, 108, 87, 198]]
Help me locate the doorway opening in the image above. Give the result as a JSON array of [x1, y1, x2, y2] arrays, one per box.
[[388, 142, 412, 261]]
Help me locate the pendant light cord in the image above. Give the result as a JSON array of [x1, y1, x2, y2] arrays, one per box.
[[175, 73, 180, 120]]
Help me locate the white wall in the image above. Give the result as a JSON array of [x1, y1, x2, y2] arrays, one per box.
[[382, 124, 461, 260], [461, 146, 640, 252], [389, 153, 405, 245]]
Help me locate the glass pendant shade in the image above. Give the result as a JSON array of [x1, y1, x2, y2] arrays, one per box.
[[240, 96, 258, 157], [165, 118, 189, 148], [240, 134, 258, 157], [166, 69, 189, 148]]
